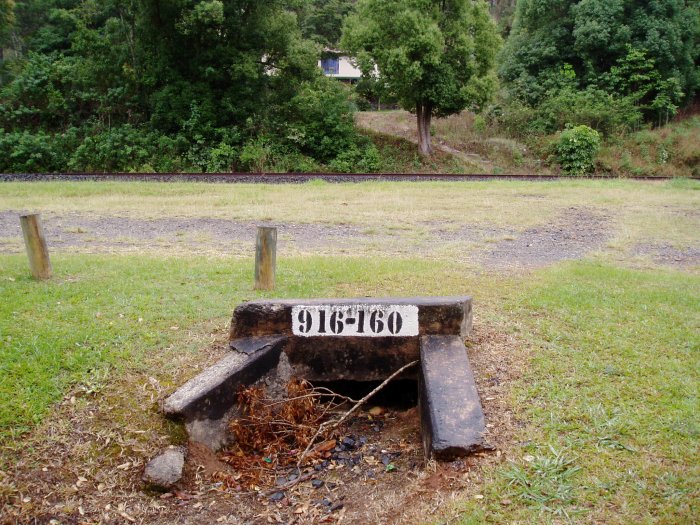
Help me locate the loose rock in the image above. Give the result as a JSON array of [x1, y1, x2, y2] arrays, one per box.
[[142, 447, 185, 490], [270, 492, 285, 502], [311, 479, 324, 489]]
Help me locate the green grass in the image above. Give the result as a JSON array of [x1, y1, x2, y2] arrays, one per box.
[[3, 254, 697, 523], [453, 262, 700, 524], [0, 255, 233, 441], [1, 179, 699, 240]]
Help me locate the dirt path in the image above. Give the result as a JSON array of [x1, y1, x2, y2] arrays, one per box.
[[478, 207, 612, 269], [356, 112, 494, 172], [4, 208, 698, 268]]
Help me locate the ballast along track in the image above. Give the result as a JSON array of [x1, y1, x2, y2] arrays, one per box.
[[0, 172, 684, 183]]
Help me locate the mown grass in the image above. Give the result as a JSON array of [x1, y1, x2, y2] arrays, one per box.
[[3, 255, 697, 523], [0, 255, 234, 442], [452, 262, 700, 524]]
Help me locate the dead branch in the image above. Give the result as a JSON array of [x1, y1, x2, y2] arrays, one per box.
[[296, 360, 419, 468], [263, 388, 359, 408]]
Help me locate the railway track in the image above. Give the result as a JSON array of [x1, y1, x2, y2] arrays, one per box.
[[0, 172, 686, 183]]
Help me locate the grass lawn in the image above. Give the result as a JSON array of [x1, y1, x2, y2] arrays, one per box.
[[0, 179, 698, 523], [456, 263, 699, 524]]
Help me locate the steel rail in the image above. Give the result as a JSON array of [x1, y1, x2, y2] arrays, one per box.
[[0, 172, 688, 183]]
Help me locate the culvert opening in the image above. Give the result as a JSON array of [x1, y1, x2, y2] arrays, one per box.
[[157, 297, 485, 520], [310, 379, 419, 410], [215, 377, 423, 492]]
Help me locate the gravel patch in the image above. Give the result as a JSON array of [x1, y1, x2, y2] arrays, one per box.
[[0, 211, 365, 255], [479, 207, 612, 269], [0, 208, 615, 269], [632, 243, 700, 267]]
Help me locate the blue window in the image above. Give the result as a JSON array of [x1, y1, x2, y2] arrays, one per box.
[[321, 58, 339, 75]]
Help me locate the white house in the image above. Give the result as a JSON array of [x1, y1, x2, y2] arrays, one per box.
[[318, 50, 363, 82]]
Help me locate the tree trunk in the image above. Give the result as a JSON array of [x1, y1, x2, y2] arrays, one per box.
[[416, 103, 433, 156]]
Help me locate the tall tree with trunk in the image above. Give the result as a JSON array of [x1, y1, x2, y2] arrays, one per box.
[[342, 0, 500, 156]]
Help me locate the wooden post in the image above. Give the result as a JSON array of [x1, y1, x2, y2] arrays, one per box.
[[20, 213, 52, 280], [254, 226, 277, 290]]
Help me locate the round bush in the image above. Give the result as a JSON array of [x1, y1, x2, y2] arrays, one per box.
[[555, 125, 601, 176]]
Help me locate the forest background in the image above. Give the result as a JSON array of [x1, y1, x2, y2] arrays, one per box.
[[0, 0, 698, 175]]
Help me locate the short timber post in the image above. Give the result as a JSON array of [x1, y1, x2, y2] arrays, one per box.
[[254, 226, 277, 290], [20, 213, 52, 280]]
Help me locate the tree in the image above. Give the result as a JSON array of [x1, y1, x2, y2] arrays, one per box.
[[1, 0, 376, 172], [0, 0, 14, 46], [299, 0, 355, 46], [499, 0, 700, 116], [342, 0, 500, 156]]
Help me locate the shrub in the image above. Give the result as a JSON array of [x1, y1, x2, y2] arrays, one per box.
[[554, 125, 601, 176], [0, 128, 69, 172], [473, 115, 487, 134], [238, 136, 273, 172], [328, 143, 381, 173], [68, 125, 163, 172], [535, 88, 641, 136], [282, 76, 357, 161], [489, 87, 642, 139], [485, 97, 538, 139], [205, 141, 238, 172], [269, 152, 321, 173]]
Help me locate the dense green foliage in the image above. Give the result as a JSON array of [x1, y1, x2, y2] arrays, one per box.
[[0, 0, 13, 45], [499, 0, 700, 130], [298, 0, 354, 46], [1, 0, 698, 173], [342, 0, 501, 154], [0, 0, 375, 172], [554, 124, 600, 175]]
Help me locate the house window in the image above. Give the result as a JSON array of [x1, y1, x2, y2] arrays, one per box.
[[321, 57, 339, 75]]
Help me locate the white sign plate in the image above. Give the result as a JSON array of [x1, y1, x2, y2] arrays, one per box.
[[291, 304, 419, 337]]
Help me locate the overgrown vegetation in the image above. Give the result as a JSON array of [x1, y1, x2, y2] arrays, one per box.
[[0, 0, 698, 174], [597, 116, 700, 178], [0, 0, 377, 173]]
